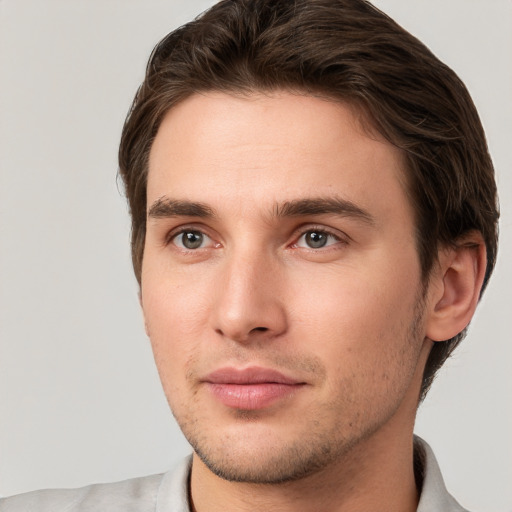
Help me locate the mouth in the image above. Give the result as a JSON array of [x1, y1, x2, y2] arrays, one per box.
[[202, 366, 306, 410]]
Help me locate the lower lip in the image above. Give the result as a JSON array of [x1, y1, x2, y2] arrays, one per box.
[[206, 383, 303, 410]]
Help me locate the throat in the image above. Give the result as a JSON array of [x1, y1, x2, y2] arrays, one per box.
[[189, 438, 419, 512]]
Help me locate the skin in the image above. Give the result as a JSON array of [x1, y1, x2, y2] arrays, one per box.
[[140, 91, 485, 512]]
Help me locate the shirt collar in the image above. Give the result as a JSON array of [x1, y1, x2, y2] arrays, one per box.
[[414, 436, 468, 512]]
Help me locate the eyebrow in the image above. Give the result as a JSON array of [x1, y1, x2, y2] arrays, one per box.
[[274, 197, 374, 224], [147, 196, 374, 225], [148, 197, 215, 219]]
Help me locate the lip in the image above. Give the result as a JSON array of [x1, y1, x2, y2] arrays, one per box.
[[203, 367, 306, 410]]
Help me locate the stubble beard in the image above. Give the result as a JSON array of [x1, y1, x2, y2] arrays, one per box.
[[191, 412, 358, 484], [169, 294, 428, 485]]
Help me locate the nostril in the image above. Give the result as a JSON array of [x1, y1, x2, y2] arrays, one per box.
[[251, 327, 269, 333]]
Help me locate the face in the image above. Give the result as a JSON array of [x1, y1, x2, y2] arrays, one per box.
[[142, 91, 431, 483]]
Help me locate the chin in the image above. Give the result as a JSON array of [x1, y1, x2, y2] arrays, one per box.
[[195, 446, 333, 484], [187, 422, 352, 484]]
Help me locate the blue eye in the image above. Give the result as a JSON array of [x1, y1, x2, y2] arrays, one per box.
[[173, 230, 210, 249], [296, 230, 339, 249]]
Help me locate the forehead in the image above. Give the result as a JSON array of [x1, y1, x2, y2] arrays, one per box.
[[147, 91, 409, 221]]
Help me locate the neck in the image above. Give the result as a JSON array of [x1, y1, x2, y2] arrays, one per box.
[[190, 428, 419, 512]]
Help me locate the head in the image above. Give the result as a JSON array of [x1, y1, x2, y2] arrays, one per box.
[[119, 0, 499, 487], [119, 0, 498, 401]]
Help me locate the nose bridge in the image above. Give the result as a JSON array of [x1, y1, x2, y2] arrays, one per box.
[[212, 241, 287, 342]]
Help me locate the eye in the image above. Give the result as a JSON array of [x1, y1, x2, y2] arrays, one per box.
[[295, 229, 341, 249], [171, 230, 213, 250]]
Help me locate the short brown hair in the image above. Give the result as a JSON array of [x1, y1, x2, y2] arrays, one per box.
[[118, 0, 499, 398]]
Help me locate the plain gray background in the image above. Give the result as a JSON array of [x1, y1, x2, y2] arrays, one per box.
[[1, 1, 511, 510]]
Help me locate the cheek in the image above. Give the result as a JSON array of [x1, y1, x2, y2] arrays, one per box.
[[141, 273, 212, 384], [142, 262, 212, 332], [290, 264, 414, 334], [287, 260, 422, 377]]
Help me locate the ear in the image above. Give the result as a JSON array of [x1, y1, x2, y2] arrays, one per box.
[[426, 232, 487, 342]]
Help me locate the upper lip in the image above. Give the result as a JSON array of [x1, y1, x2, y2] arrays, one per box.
[[203, 366, 304, 385]]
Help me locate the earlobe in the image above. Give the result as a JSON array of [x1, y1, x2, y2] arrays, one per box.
[[426, 232, 487, 342]]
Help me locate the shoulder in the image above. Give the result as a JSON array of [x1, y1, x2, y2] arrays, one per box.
[[0, 473, 164, 512], [0, 455, 192, 512]]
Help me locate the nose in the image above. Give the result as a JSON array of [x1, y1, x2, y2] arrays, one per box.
[[211, 248, 288, 344]]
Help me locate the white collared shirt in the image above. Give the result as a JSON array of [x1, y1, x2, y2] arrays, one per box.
[[0, 437, 469, 512]]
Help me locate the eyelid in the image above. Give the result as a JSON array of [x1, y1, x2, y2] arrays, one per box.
[[290, 224, 350, 249], [165, 224, 220, 249], [162, 222, 349, 250]]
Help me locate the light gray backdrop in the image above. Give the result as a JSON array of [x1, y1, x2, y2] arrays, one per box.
[[1, 1, 511, 510]]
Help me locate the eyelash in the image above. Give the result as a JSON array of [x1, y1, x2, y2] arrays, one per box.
[[165, 225, 348, 252], [166, 226, 216, 250], [292, 225, 346, 250]]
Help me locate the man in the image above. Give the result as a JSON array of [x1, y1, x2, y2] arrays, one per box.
[[0, 0, 500, 511]]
